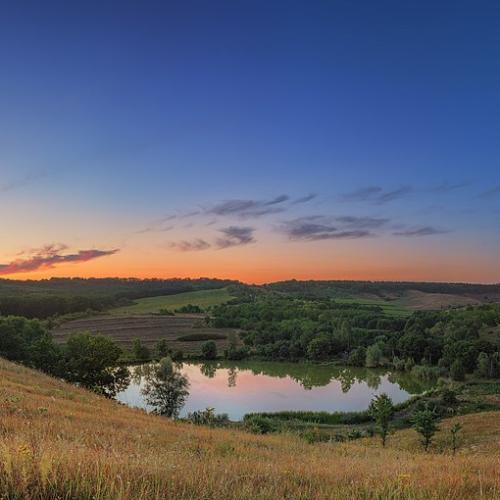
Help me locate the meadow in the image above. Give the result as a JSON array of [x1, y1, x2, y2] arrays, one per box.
[[110, 287, 234, 315], [0, 357, 499, 499]]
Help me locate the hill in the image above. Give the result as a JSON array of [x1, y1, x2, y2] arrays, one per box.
[[1, 357, 499, 499]]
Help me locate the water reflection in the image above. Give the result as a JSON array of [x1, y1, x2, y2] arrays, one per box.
[[117, 361, 434, 420]]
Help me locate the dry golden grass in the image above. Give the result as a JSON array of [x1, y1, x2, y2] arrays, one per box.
[[1, 357, 499, 499]]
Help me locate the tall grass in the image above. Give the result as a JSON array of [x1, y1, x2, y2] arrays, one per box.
[[0, 358, 499, 499]]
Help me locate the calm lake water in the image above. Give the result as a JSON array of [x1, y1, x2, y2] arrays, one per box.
[[116, 361, 433, 420]]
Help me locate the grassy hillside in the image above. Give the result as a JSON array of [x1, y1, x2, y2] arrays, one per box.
[[1, 358, 499, 499], [110, 287, 235, 315]]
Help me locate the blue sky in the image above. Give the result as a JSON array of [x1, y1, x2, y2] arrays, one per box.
[[1, 1, 499, 282]]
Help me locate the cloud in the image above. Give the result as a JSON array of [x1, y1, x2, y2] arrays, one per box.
[[0, 245, 118, 275], [216, 226, 256, 248], [393, 226, 449, 237], [479, 186, 500, 199], [208, 195, 289, 218], [0, 170, 47, 194], [341, 186, 413, 204], [136, 225, 174, 234], [170, 239, 211, 252], [335, 216, 389, 229], [279, 216, 375, 241], [430, 181, 470, 193], [292, 193, 317, 204]]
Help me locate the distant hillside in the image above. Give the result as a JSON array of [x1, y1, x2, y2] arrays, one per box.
[[0, 277, 241, 318], [0, 357, 499, 499], [265, 280, 500, 311]]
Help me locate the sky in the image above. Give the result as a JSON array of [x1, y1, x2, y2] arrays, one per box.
[[1, 0, 500, 283]]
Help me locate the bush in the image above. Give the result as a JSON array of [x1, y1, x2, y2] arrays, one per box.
[[244, 415, 277, 434], [200, 341, 217, 360], [132, 338, 151, 361], [175, 304, 204, 314], [187, 407, 229, 427], [301, 428, 330, 444], [177, 333, 226, 342]]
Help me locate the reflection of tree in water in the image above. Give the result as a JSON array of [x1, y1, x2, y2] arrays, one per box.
[[141, 357, 190, 418], [200, 363, 217, 378], [364, 371, 382, 390], [338, 369, 356, 393], [227, 367, 237, 387], [387, 371, 435, 394]]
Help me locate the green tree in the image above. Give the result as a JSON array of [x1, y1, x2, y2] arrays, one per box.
[[307, 336, 331, 361], [156, 339, 171, 358], [412, 406, 439, 451], [63, 333, 129, 397], [450, 359, 466, 381], [347, 346, 366, 367], [132, 338, 151, 361], [368, 393, 394, 447], [142, 357, 189, 418], [450, 422, 463, 455], [365, 343, 384, 368], [201, 340, 217, 360]]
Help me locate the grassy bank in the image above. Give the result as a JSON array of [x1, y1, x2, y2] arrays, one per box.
[[1, 357, 499, 499]]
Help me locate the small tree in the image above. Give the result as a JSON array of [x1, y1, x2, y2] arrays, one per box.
[[450, 359, 466, 381], [132, 338, 151, 361], [156, 339, 170, 358], [412, 406, 439, 451], [365, 343, 384, 368], [201, 341, 217, 360], [450, 422, 463, 455], [368, 393, 394, 447]]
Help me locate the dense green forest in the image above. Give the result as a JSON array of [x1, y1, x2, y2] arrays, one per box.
[[212, 297, 500, 380]]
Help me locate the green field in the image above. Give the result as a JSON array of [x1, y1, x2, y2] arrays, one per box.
[[335, 297, 411, 317], [110, 287, 234, 315]]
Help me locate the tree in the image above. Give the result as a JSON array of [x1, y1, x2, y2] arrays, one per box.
[[142, 357, 190, 418], [201, 341, 217, 360], [132, 338, 151, 361], [347, 346, 366, 367], [368, 393, 394, 447], [450, 359, 466, 381], [62, 333, 129, 397], [450, 422, 463, 455], [365, 343, 384, 368], [156, 339, 171, 358], [307, 336, 331, 360], [412, 406, 439, 451]]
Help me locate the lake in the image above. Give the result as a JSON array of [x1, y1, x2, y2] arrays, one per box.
[[116, 361, 433, 420]]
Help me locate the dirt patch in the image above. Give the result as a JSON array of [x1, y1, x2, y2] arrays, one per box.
[[52, 314, 237, 355]]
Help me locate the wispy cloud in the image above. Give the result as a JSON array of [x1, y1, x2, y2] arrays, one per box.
[[0, 170, 47, 194], [429, 181, 470, 193], [0, 244, 118, 275], [216, 226, 256, 248], [170, 239, 211, 252], [479, 186, 500, 199], [292, 193, 317, 204], [341, 185, 413, 204], [279, 216, 377, 241], [393, 226, 449, 237], [208, 195, 289, 218]]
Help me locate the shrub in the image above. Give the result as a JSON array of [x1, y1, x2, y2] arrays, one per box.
[[200, 341, 217, 360], [244, 415, 277, 434], [301, 428, 330, 444], [132, 338, 151, 361], [187, 407, 229, 427]]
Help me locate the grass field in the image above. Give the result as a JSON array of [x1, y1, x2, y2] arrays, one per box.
[[335, 297, 411, 317], [1, 357, 499, 499], [52, 314, 237, 356], [110, 288, 234, 315]]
